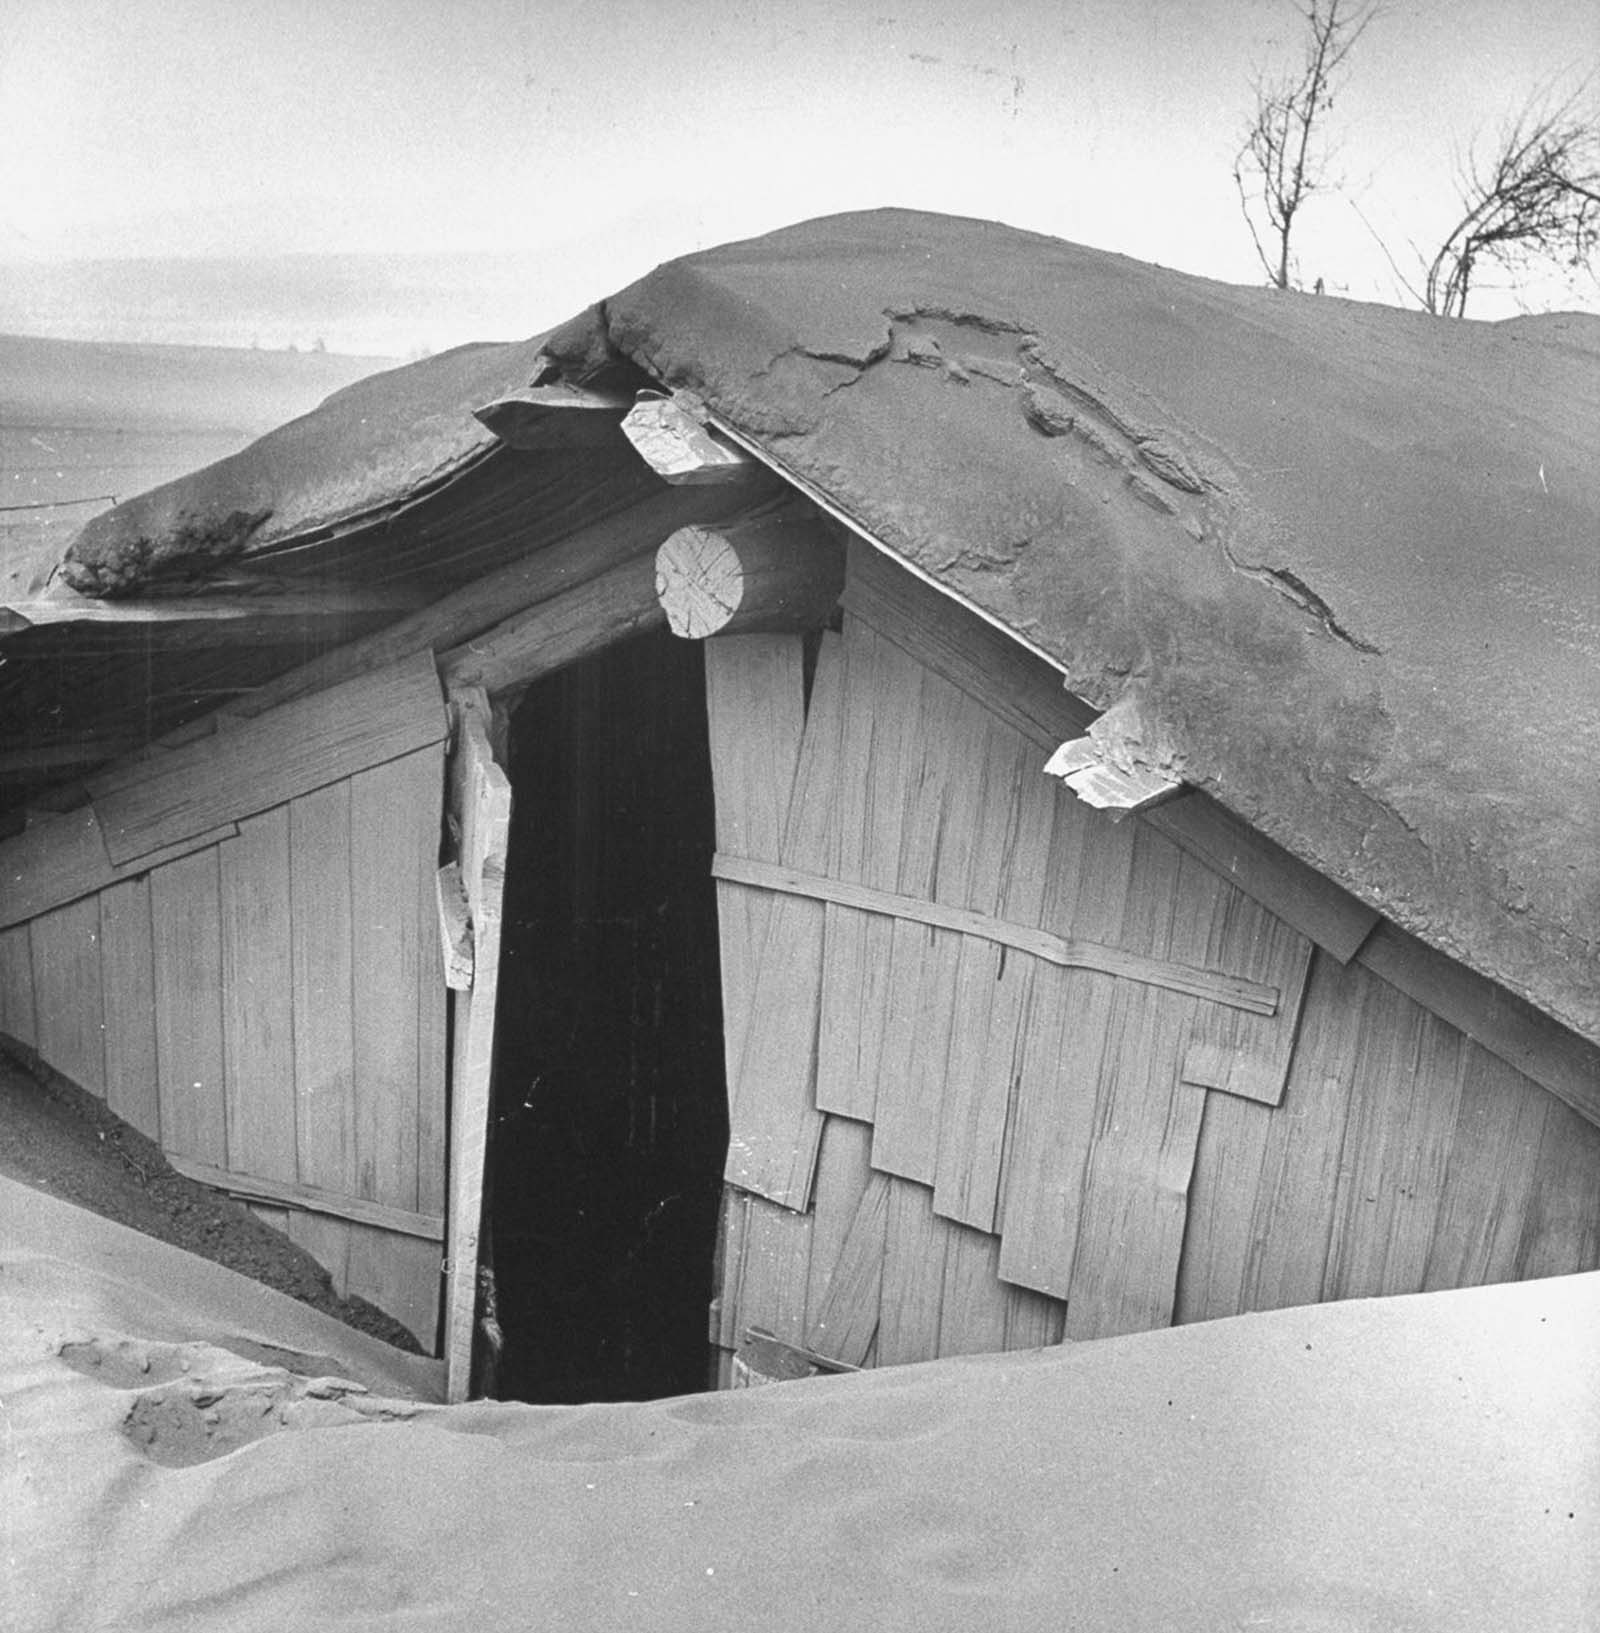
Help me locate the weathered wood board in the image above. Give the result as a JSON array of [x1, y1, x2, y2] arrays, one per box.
[[99, 877, 159, 1140], [350, 749, 438, 1211], [816, 619, 923, 1126], [703, 635, 807, 1083], [0, 800, 237, 931], [219, 807, 298, 1187], [94, 649, 445, 866], [29, 895, 106, 1097], [722, 630, 844, 1208], [0, 924, 37, 1045], [443, 689, 512, 1401], [150, 849, 227, 1165]]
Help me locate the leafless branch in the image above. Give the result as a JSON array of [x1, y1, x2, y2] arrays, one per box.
[[1345, 196, 1428, 308], [1423, 87, 1600, 316], [1235, 0, 1380, 290]]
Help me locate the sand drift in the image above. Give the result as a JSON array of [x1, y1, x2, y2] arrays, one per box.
[[2, 1173, 1594, 1631]]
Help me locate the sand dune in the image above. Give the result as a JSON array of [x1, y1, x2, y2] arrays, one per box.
[[3, 1173, 1594, 1631]]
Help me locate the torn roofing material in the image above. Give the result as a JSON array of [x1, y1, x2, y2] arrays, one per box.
[[45, 209, 1600, 1045], [58, 334, 563, 596]]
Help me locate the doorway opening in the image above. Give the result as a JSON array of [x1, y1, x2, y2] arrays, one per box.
[[487, 630, 728, 1403]]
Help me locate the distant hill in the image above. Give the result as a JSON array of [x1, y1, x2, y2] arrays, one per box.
[[0, 331, 396, 434], [0, 251, 565, 358], [1, 333, 396, 596]]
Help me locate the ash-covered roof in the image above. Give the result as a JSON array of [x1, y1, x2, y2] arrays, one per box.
[[29, 209, 1600, 1042]]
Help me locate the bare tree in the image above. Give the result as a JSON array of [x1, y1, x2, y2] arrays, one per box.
[[1424, 90, 1600, 317], [1234, 1, 1379, 291]]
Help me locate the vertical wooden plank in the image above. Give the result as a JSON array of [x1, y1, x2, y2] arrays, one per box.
[[1063, 845, 1220, 1340], [906, 714, 1022, 1192], [416, 748, 448, 1224], [1171, 1085, 1276, 1324], [101, 877, 160, 1140], [444, 690, 512, 1401], [1237, 952, 1364, 1313], [936, 1222, 1012, 1358], [994, 794, 1135, 1297], [714, 1187, 749, 1354], [724, 631, 844, 1208], [705, 635, 806, 1079], [350, 750, 434, 1208], [1513, 1091, 1600, 1282], [1061, 983, 1204, 1339], [1174, 887, 1314, 1324], [876, 1179, 948, 1365], [1368, 1014, 1468, 1295], [816, 619, 923, 1122], [1003, 1283, 1066, 1350], [288, 781, 355, 1304], [150, 849, 227, 1164], [0, 923, 38, 1045], [736, 1197, 815, 1348], [996, 965, 1103, 1298], [219, 807, 297, 1184], [805, 1169, 890, 1366], [1322, 982, 1466, 1302], [844, 670, 961, 1137], [290, 781, 356, 1194], [803, 1114, 876, 1333], [349, 743, 446, 1350], [1423, 1042, 1551, 1292], [870, 685, 994, 1182], [814, 619, 875, 1118], [29, 896, 106, 1095], [933, 726, 1056, 1230]]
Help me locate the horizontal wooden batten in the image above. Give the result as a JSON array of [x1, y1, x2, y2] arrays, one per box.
[[712, 853, 1279, 1015], [1356, 923, 1600, 1133], [0, 804, 237, 930], [165, 1153, 445, 1242], [92, 650, 446, 867]]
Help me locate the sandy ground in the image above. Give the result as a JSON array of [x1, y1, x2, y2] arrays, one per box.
[[2, 1168, 1595, 1631]]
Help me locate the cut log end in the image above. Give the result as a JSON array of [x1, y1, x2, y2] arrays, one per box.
[[655, 514, 845, 639]]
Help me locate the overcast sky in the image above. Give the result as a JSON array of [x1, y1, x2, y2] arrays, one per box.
[[3, 0, 1596, 348]]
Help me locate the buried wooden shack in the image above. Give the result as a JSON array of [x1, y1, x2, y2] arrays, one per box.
[[1, 209, 1597, 1405]]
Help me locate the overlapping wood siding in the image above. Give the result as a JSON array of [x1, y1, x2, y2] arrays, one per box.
[[0, 653, 449, 1348], [707, 564, 1600, 1380]]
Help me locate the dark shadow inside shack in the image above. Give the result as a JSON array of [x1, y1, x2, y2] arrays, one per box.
[[487, 631, 728, 1403]]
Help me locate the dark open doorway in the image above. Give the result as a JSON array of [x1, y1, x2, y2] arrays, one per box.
[[486, 630, 728, 1403]]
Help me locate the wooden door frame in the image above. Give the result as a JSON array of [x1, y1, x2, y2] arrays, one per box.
[[441, 685, 512, 1402]]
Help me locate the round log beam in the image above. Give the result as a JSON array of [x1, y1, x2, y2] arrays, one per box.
[[654, 514, 845, 639]]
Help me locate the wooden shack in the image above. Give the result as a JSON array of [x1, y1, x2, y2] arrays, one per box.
[[2, 210, 1596, 1403]]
